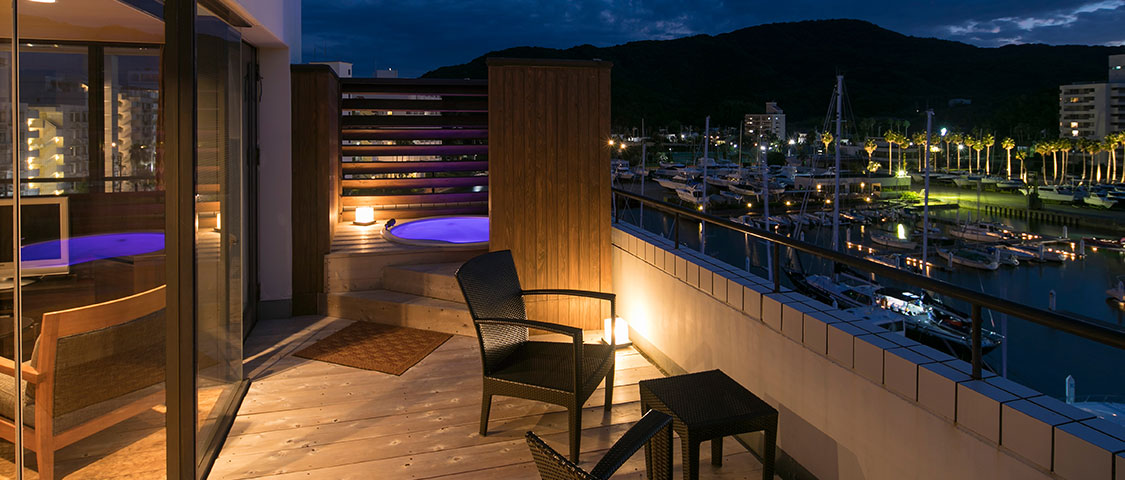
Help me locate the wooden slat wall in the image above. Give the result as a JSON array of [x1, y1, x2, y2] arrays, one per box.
[[487, 58, 612, 330], [339, 78, 488, 221], [291, 65, 340, 315]]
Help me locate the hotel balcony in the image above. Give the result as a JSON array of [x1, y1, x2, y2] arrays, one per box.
[[202, 212, 1125, 479]]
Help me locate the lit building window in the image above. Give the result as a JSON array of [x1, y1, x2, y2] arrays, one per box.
[[1070, 122, 1079, 128], [1072, 129, 1080, 136]]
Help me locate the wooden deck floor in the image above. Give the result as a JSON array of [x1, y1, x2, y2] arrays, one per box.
[[210, 316, 772, 479]]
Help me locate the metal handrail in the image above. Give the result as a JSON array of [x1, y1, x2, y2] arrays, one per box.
[[612, 188, 1125, 379]]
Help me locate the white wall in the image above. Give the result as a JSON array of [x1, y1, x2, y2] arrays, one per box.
[[611, 223, 1119, 480], [254, 48, 293, 303], [222, 0, 301, 305]]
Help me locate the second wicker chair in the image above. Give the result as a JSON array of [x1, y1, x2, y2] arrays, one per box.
[[456, 250, 618, 463], [526, 410, 674, 480]]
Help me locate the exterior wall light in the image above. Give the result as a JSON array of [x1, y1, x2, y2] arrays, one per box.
[[354, 206, 375, 226]]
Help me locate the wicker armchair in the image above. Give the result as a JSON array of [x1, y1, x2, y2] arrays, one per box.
[[456, 250, 617, 462], [526, 410, 673, 480]]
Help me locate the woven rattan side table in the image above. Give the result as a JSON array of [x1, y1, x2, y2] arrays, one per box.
[[639, 369, 777, 480]]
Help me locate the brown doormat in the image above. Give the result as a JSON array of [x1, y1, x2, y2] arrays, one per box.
[[293, 322, 452, 375]]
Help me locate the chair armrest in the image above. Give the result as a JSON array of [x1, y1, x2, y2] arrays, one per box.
[[0, 357, 40, 384], [521, 289, 617, 346], [475, 317, 583, 340], [521, 289, 615, 303], [589, 410, 674, 479]]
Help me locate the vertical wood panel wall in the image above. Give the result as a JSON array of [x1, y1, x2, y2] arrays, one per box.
[[487, 58, 612, 330], [290, 65, 340, 315]]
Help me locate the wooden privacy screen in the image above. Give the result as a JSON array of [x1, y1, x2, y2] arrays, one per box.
[[291, 65, 340, 315], [339, 78, 489, 221], [487, 58, 613, 330]]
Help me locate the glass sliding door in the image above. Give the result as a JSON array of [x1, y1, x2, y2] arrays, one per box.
[[194, 5, 244, 472], [4, 0, 168, 478]]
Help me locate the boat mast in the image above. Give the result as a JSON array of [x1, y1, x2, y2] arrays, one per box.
[[702, 116, 710, 214], [738, 123, 743, 178], [923, 109, 933, 274], [640, 119, 646, 223], [762, 132, 772, 284], [833, 75, 843, 251]]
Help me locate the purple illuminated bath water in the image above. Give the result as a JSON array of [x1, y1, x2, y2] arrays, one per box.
[[387, 217, 488, 244], [22, 232, 165, 266]]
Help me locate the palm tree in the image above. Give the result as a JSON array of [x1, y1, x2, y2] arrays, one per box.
[[1075, 138, 1088, 182], [942, 134, 952, 170], [1015, 150, 1028, 182], [1108, 134, 1119, 183], [1001, 137, 1015, 178], [982, 133, 995, 174], [912, 132, 927, 170], [1101, 139, 1115, 183], [964, 135, 977, 173], [820, 132, 834, 157], [1047, 140, 1061, 184], [884, 130, 897, 172], [1114, 132, 1125, 183], [864, 138, 878, 171], [1034, 142, 1050, 184], [950, 133, 964, 170], [971, 139, 985, 175]]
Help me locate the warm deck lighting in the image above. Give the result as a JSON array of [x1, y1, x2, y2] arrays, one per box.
[[604, 317, 629, 346], [608, 139, 615, 146], [29, 0, 56, 3], [353, 206, 376, 226]]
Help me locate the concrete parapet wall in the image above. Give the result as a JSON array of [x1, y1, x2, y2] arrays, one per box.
[[611, 223, 1125, 480]]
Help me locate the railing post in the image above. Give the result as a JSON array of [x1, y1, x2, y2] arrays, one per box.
[[673, 212, 680, 249], [971, 304, 982, 380], [612, 192, 619, 224], [772, 243, 781, 293]]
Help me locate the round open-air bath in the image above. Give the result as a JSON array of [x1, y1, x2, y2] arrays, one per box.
[[382, 215, 489, 248]]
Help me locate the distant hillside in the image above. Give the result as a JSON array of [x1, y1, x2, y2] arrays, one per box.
[[423, 19, 1124, 139]]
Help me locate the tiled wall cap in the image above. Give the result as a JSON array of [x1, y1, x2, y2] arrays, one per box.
[[1082, 418, 1125, 443], [907, 344, 956, 363], [847, 319, 890, 334], [1004, 398, 1072, 427], [959, 379, 1020, 404], [941, 359, 998, 379], [919, 361, 973, 383], [829, 322, 869, 338], [887, 346, 940, 366], [985, 376, 1044, 400], [1029, 395, 1097, 422], [875, 332, 920, 349], [855, 333, 900, 351]]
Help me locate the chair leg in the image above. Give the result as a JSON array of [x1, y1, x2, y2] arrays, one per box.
[[603, 364, 615, 411], [711, 436, 723, 466], [35, 442, 54, 480], [569, 404, 581, 463], [479, 391, 493, 436]]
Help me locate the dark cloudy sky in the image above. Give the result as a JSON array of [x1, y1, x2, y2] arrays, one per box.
[[302, 0, 1125, 77]]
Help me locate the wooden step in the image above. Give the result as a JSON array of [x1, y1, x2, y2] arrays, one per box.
[[325, 290, 473, 336], [382, 263, 465, 303]]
